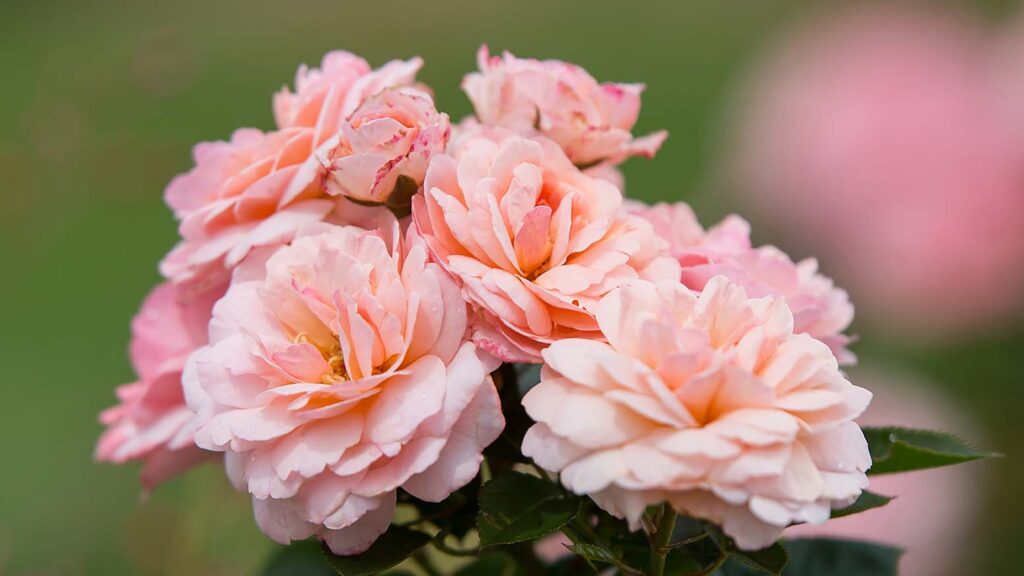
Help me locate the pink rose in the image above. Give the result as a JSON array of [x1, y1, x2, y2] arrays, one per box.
[[95, 282, 219, 489], [522, 277, 872, 550], [161, 127, 336, 294], [184, 222, 502, 555], [322, 88, 450, 206], [162, 52, 422, 295], [412, 133, 680, 362], [630, 201, 855, 363], [274, 51, 423, 135], [462, 46, 667, 167]]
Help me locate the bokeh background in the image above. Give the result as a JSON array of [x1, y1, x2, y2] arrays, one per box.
[[1, 1, 1021, 574]]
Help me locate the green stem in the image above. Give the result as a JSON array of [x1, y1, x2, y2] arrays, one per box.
[[648, 506, 678, 576], [662, 531, 709, 550], [698, 549, 728, 576]]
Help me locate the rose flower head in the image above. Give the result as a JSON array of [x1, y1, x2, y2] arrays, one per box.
[[412, 132, 679, 362], [522, 277, 872, 550], [274, 51, 423, 137], [163, 52, 421, 295], [630, 201, 855, 364], [322, 87, 451, 209], [161, 128, 336, 294], [184, 220, 502, 555], [462, 46, 667, 167], [95, 282, 219, 489]]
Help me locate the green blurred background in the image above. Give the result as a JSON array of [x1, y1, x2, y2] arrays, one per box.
[[1, 1, 1020, 574]]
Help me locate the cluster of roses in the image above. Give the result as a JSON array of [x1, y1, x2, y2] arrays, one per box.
[[96, 47, 870, 555]]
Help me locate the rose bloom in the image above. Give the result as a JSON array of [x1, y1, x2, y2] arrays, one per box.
[[95, 282, 219, 489], [630, 201, 855, 364], [162, 52, 421, 295], [184, 222, 502, 555], [322, 87, 450, 205], [725, 5, 1024, 337], [462, 46, 667, 167], [274, 51, 423, 135], [412, 132, 679, 362], [522, 277, 872, 550]]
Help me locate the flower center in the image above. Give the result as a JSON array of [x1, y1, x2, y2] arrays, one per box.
[[294, 332, 348, 384]]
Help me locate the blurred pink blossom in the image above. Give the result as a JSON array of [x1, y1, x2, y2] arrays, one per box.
[[726, 5, 1024, 337]]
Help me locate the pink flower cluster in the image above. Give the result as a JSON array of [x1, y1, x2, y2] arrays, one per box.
[[97, 47, 870, 554], [628, 201, 855, 364]]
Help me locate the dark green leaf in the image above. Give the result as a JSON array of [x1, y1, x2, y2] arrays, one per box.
[[663, 551, 704, 576], [830, 491, 894, 519], [261, 540, 335, 576], [514, 363, 542, 395], [454, 551, 525, 576], [728, 542, 788, 575], [323, 526, 431, 576], [406, 479, 479, 539], [720, 539, 901, 576], [484, 365, 534, 473], [477, 471, 579, 547], [782, 538, 902, 576], [863, 426, 995, 474]]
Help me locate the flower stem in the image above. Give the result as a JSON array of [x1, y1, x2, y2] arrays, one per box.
[[648, 505, 678, 576]]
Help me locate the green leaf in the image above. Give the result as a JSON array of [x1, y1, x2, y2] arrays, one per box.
[[261, 540, 335, 576], [830, 491, 894, 519], [720, 539, 901, 576], [484, 365, 535, 473], [567, 542, 620, 565], [407, 479, 480, 539], [729, 542, 788, 575], [477, 471, 579, 547], [454, 551, 524, 576], [513, 363, 542, 395], [323, 526, 431, 576], [782, 538, 902, 576], [863, 426, 995, 475]]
